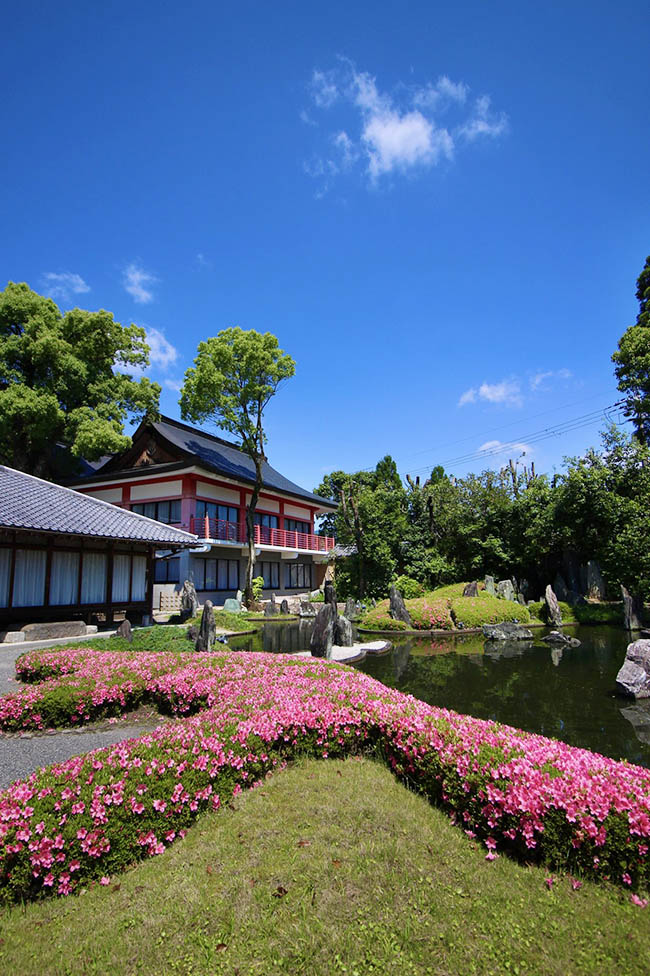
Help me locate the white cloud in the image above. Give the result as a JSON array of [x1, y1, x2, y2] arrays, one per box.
[[530, 368, 572, 391], [41, 272, 90, 302], [145, 327, 177, 369], [478, 439, 531, 455], [123, 263, 157, 304], [304, 62, 506, 191], [164, 378, 183, 393], [459, 379, 522, 408]]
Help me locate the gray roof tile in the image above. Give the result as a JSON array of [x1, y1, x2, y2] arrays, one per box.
[[0, 466, 198, 545]]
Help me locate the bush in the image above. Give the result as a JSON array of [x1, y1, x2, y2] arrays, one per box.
[[1, 646, 649, 902], [252, 577, 264, 602], [450, 595, 531, 629], [360, 596, 454, 631], [528, 601, 577, 624], [360, 600, 409, 631], [392, 576, 425, 599]]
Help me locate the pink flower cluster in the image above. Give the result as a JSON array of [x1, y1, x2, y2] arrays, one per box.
[[0, 646, 649, 903]]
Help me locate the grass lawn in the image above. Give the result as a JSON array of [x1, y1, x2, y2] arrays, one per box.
[[1, 758, 647, 976], [59, 611, 258, 655]]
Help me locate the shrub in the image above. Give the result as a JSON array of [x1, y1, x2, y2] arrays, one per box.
[[528, 601, 577, 624], [0, 646, 649, 903], [360, 597, 453, 631], [360, 600, 409, 631], [450, 595, 531, 629], [251, 577, 264, 602], [392, 576, 425, 599]]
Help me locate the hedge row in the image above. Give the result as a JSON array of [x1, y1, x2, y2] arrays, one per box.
[[0, 647, 649, 903]]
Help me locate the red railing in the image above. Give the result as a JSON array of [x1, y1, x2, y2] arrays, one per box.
[[188, 517, 335, 552]]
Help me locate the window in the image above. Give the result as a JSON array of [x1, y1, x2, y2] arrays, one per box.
[[254, 513, 278, 529], [81, 552, 107, 604], [194, 558, 239, 591], [12, 550, 47, 607], [257, 561, 280, 589], [285, 563, 313, 590], [112, 553, 149, 603], [49, 551, 80, 605], [132, 500, 181, 524], [195, 500, 239, 523], [284, 518, 310, 535], [155, 557, 180, 583]]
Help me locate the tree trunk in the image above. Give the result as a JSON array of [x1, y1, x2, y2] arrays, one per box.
[[243, 457, 264, 606]]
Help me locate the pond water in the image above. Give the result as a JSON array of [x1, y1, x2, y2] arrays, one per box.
[[229, 623, 650, 769]]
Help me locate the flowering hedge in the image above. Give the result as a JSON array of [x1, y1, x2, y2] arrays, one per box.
[[0, 646, 649, 903], [360, 597, 454, 631], [450, 595, 531, 628]]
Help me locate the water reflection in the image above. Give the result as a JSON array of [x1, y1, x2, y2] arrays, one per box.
[[229, 622, 649, 768]]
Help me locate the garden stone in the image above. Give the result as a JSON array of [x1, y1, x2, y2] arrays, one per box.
[[616, 639, 650, 697], [299, 600, 317, 616], [223, 598, 241, 613], [186, 625, 199, 642], [310, 603, 336, 658], [20, 621, 86, 640], [545, 585, 563, 627], [482, 622, 533, 641], [280, 599, 290, 615], [116, 619, 133, 643], [496, 579, 515, 601], [345, 597, 358, 620], [334, 614, 353, 647], [389, 586, 411, 626], [264, 602, 279, 617], [195, 600, 216, 652], [484, 575, 496, 596], [236, 590, 243, 604], [180, 580, 199, 621], [619, 704, 650, 745], [586, 560, 606, 601], [324, 580, 337, 608], [622, 585, 644, 631], [463, 581, 478, 597], [270, 592, 276, 605], [539, 630, 581, 647], [517, 593, 527, 605], [553, 573, 569, 602]]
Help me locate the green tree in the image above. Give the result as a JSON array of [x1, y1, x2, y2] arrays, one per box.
[[179, 328, 295, 604], [613, 255, 650, 443], [0, 282, 160, 477]]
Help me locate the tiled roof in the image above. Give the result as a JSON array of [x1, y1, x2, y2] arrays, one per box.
[[91, 416, 337, 511], [0, 466, 198, 545]]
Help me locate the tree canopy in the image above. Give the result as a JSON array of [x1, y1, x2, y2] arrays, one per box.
[[0, 282, 160, 477], [612, 255, 650, 443], [180, 328, 295, 602]]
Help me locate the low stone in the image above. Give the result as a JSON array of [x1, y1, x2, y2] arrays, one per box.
[[463, 581, 478, 597], [186, 625, 199, 642], [280, 599, 290, 615], [622, 585, 644, 631], [116, 619, 133, 643], [0, 631, 25, 643], [20, 621, 86, 640], [334, 614, 353, 647], [310, 603, 336, 658], [86, 624, 98, 635], [389, 586, 411, 626], [496, 579, 515, 602], [195, 600, 216, 652], [545, 585, 563, 627], [484, 575, 496, 596], [586, 560, 606, 601], [223, 598, 241, 613], [539, 630, 581, 647], [482, 622, 534, 641], [299, 600, 317, 617]]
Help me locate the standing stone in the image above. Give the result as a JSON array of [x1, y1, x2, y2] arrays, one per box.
[[517, 593, 527, 606], [180, 580, 199, 620], [116, 618, 133, 643], [389, 586, 411, 626], [195, 600, 216, 652], [484, 575, 496, 596], [280, 599, 290, 615], [622, 585, 644, 631], [264, 602, 279, 617], [586, 561, 606, 601], [270, 592, 276, 606], [497, 579, 516, 602], [310, 603, 336, 658], [223, 598, 242, 613], [463, 581, 478, 597], [545, 585, 563, 627], [345, 597, 357, 619], [236, 589, 243, 604], [616, 639, 650, 698], [324, 580, 337, 609], [553, 573, 569, 602], [334, 614, 353, 647]]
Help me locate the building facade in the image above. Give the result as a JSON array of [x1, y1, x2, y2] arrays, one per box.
[[69, 417, 337, 609], [0, 466, 197, 626]]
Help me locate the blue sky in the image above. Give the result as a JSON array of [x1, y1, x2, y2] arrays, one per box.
[[2, 0, 649, 493]]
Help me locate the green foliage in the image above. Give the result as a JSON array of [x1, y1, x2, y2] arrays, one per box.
[[0, 282, 160, 476], [450, 595, 530, 629], [527, 600, 623, 626], [612, 255, 650, 443], [251, 576, 264, 602], [391, 575, 425, 599]]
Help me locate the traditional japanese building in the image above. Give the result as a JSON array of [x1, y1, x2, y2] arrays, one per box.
[[68, 416, 337, 609], [0, 465, 197, 626]]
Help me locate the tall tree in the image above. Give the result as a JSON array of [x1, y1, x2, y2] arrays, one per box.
[[0, 282, 160, 477], [179, 328, 295, 604], [612, 255, 650, 443]]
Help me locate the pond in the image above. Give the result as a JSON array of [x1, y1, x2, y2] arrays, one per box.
[[229, 622, 650, 769]]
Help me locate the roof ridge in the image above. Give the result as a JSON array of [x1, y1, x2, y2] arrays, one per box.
[[0, 465, 197, 541], [156, 415, 244, 453]]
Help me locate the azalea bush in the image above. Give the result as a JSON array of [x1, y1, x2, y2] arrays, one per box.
[[450, 595, 531, 629], [0, 647, 649, 904]]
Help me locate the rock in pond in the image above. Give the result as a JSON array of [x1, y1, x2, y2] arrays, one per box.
[[334, 614, 353, 647], [545, 585, 563, 627], [482, 622, 533, 641], [616, 639, 650, 698], [539, 630, 580, 647]]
